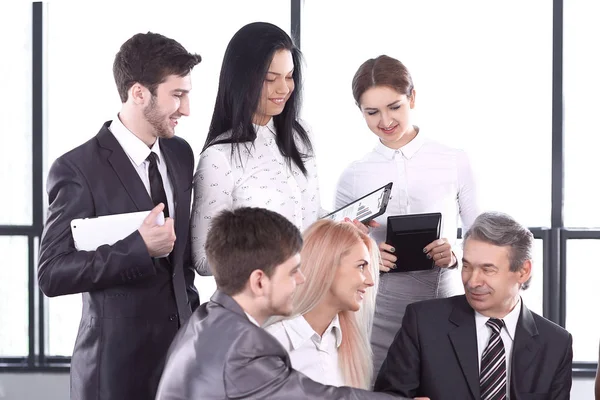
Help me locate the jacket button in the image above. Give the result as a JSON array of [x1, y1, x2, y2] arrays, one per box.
[[169, 314, 178, 321]]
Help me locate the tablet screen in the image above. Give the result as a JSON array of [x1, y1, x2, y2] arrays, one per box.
[[323, 182, 393, 223]]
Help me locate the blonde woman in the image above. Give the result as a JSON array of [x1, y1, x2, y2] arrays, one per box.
[[265, 219, 379, 389]]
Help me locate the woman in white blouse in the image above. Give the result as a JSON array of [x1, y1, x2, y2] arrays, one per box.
[[265, 219, 379, 389], [337, 55, 479, 375], [191, 22, 322, 275]]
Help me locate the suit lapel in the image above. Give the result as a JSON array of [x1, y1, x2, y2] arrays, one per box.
[[96, 122, 154, 211], [448, 296, 480, 400], [511, 302, 540, 388]]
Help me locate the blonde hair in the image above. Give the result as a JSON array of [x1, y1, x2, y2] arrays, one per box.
[[291, 219, 380, 389]]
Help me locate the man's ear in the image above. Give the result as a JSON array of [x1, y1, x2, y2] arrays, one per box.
[[517, 259, 532, 286], [247, 269, 267, 297], [128, 83, 149, 105]]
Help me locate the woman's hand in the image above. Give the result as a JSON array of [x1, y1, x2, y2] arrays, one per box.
[[343, 217, 380, 235], [378, 242, 397, 272], [423, 238, 456, 268]]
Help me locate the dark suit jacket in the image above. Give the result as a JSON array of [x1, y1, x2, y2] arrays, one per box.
[[38, 121, 199, 400], [156, 290, 406, 400], [374, 295, 572, 400]]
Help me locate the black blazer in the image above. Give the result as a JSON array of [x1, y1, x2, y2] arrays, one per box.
[[38, 121, 199, 400], [374, 295, 573, 400]]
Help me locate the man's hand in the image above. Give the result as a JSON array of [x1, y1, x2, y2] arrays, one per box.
[[138, 203, 176, 257]]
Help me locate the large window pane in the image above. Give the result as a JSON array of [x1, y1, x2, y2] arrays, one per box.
[[566, 240, 600, 362], [564, 1, 600, 227], [45, 1, 289, 356], [0, 3, 32, 225], [0, 236, 29, 356], [302, 1, 551, 227]]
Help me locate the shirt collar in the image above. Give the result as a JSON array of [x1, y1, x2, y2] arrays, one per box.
[[374, 128, 426, 161], [109, 115, 162, 166], [244, 312, 260, 327], [282, 314, 343, 350], [474, 298, 522, 341], [253, 118, 277, 139]]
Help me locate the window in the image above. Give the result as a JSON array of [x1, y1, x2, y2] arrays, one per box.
[[0, 2, 32, 360], [563, 0, 600, 365], [301, 1, 552, 228], [566, 240, 600, 362], [564, 1, 600, 228], [45, 1, 290, 356], [0, 2, 32, 225], [0, 237, 29, 357]]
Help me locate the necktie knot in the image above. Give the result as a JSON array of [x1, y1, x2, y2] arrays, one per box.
[[486, 318, 504, 334], [147, 152, 159, 165]]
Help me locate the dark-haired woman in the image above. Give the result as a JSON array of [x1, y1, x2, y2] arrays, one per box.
[[191, 22, 322, 275], [336, 55, 479, 375]]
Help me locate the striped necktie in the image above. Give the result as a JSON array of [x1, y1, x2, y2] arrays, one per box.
[[480, 318, 506, 400]]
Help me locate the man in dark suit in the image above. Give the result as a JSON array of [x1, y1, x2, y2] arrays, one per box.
[[38, 32, 202, 400], [375, 211, 573, 400], [156, 207, 425, 400]]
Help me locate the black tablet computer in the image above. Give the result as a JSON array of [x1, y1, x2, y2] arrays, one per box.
[[322, 182, 393, 224], [386, 212, 442, 272]]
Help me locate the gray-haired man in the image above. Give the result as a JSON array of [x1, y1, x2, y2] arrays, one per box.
[[375, 211, 572, 400]]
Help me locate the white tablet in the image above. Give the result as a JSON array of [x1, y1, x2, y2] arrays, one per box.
[[71, 210, 164, 251]]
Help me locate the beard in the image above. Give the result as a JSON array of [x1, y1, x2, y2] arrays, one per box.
[[143, 95, 174, 138]]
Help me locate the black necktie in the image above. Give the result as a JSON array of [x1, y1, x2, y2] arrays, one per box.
[[146, 152, 170, 218], [480, 318, 507, 400]]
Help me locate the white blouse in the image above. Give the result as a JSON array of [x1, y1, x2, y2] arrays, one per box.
[[336, 132, 479, 248], [265, 315, 344, 387], [191, 119, 322, 275]]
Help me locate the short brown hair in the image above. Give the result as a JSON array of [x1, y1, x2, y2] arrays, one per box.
[[205, 207, 303, 296], [113, 32, 202, 103], [352, 55, 414, 106]]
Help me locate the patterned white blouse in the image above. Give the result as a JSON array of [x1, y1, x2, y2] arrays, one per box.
[[191, 119, 322, 275]]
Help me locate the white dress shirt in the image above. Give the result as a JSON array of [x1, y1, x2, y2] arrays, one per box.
[[109, 116, 175, 214], [475, 299, 522, 399], [191, 119, 322, 275], [265, 315, 344, 387], [335, 131, 478, 248]]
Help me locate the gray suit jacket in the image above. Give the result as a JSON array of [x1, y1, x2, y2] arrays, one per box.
[[156, 290, 405, 399]]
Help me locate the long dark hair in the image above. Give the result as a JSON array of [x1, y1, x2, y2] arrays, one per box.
[[203, 22, 312, 175]]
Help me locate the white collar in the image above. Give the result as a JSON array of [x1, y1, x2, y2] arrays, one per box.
[[109, 115, 163, 166], [244, 312, 260, 327], [475, 297, 522, 341], [374, 128, 426, 161], [253, 118, 277, 139], [282, 314, 342, 350]]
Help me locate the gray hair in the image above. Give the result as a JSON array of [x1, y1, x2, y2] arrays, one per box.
[[463, 211, 533, 290]]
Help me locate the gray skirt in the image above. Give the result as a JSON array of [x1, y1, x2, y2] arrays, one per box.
[[371, 267, 463, 376]]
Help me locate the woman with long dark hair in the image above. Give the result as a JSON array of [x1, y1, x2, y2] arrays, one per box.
[[191, 22, 322, 275]]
